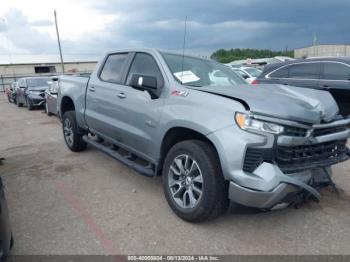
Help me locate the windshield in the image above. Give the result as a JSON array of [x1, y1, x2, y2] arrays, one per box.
[[162, 53, 246, 87], [244, 67, 262, 77], [26, 78, 50, 87]]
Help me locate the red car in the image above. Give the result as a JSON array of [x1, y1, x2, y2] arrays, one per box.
[[5, 82, 18, 103]]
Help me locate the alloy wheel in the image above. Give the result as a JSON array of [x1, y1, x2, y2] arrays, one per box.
[[168, 154, 203, 209], [63, 118, 74, 146]]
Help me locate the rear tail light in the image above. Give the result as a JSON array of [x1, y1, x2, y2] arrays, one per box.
[[251, 79, 259, 85]]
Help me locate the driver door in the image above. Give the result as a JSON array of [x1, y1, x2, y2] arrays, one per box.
[[116, 52, 165, 161]]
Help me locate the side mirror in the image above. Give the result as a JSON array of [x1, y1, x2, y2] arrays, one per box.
[[130, 74, 159, 98]]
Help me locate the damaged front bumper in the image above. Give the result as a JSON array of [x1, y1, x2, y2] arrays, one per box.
[[209, 116, 350, 210], [27, 94, 46, 106]]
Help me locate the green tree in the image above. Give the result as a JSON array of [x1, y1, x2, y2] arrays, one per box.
[[210, 48, 294, 63]]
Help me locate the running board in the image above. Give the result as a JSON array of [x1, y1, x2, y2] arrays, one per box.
[[82, 135, 154, 177]]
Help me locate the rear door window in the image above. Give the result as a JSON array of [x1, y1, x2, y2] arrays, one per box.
[[322, 62, 350, 80], [269, 66, 289, 78], [288, 63, 320, 79], [100, 53, 128, 83]]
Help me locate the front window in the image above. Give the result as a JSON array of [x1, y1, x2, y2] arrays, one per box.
[[161, 53, 246, 87], [26, 78, 50, 87]]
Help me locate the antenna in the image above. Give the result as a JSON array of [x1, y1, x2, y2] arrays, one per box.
[[180, 16, 187, 83]]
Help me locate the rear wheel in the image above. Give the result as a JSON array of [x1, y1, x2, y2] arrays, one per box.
[[62, 111, 87, 152], [162, 140, 228, 222]]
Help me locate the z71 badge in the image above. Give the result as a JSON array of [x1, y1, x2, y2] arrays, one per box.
[[171, 90, 189, 97]]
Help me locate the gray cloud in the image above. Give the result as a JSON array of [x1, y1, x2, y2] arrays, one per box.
[[30, 19, 54, 27], [1, 0, 350, 63]]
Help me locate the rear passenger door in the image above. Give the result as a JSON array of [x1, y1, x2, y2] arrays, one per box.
[[287, 62, 321, 89], [320, 62, 350, 115], [85, 52, 131, 142]]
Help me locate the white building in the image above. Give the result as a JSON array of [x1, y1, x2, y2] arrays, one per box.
[[294, 45, 350, 58], [0, 61, 97, 92]]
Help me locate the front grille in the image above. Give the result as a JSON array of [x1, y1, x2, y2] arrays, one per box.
[[243, 140, 349, 174], [314, 126, 347, 137], [283, 125, 347, 137], [283, 126, 307, 137], [276, 140, 348, 173]]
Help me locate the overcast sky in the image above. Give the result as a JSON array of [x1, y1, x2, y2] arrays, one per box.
[[0, 0, 349, 63]]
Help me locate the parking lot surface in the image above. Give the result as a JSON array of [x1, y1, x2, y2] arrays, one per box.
[[1, 94, 350, 255]]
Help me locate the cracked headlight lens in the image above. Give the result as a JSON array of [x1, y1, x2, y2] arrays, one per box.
[[235, 113, 284, 134]]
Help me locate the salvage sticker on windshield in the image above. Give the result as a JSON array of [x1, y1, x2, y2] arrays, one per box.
[[174, 71, 200, 83]]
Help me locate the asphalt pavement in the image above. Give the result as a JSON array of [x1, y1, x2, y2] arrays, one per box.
[[1, 94, 350, 255]]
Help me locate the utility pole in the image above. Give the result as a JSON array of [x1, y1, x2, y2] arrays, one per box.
[[54, 10, 65, 73]]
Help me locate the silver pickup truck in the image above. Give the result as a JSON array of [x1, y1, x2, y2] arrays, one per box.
[[57, 48, 350, 222]]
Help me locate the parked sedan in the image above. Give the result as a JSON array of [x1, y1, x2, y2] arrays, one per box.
[[45, 79, 59, 116], [16, 77, 51, 110], [255, 57, 350, 116], [5, 82, 18, 103]]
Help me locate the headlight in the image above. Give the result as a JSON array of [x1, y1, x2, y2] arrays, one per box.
[[29, 90, 41, 95], [235, 113, 284, 134]]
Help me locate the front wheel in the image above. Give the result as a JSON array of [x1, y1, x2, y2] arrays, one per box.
[[162, 140, 228, 222], [26, 97, 33, 110], [45, 103, 52, 116], [62, 111, 87, 152]]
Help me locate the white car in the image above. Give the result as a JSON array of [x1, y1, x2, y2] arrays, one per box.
[[233, 67, 262, 84]]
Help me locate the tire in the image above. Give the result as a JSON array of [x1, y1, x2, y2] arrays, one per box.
[[17, 100, 23, 107], [162, 140, 228, 222], [10, 233, 14, 249], [45, 103, 52, 116], [26, 97, 33, 110], [62, 111, 87, 152]]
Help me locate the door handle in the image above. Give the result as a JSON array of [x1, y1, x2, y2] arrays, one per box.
[[88, 86, 95, 92], [117, 92, 126, 99], [320, 85, 330, 90]]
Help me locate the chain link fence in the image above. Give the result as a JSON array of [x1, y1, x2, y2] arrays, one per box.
[[0, 71, 92, 92]]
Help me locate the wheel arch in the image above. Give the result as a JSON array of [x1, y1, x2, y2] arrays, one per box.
[[158, 127, 221, 174], [60, 96, 75, 117]]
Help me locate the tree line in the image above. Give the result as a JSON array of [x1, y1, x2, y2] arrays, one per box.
[[210, 48, 294, 63]]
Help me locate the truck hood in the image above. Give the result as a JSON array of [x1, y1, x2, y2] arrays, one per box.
[[192, 84, 338, 124], [28, 85, 49, 91]]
